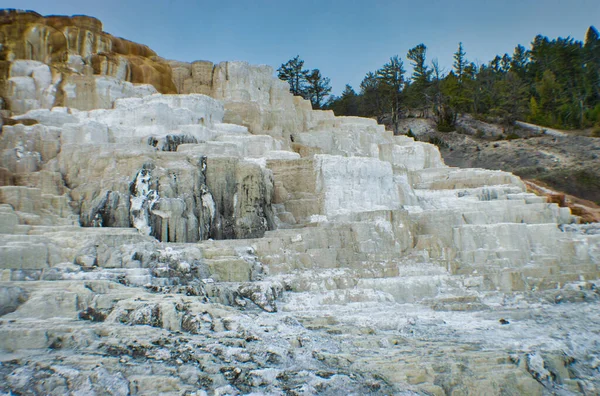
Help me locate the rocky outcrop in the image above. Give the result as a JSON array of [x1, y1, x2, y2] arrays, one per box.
[[0, 9, 175, 115], [4, 59, 158, 114], [0, 10, 599, 396], [169, 60, 215, 96], [168, 59, 335, 146]]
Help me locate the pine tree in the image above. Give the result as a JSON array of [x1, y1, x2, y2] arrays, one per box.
[[326, 85, 359, 116], [453, 42, 468, 82], [584, 26, 600, 121], [450, 43, 473, 114], [359, 71, 384, 120], [406, 44, 431, 116], [490, 55, 502, 73], [586, 25, 600, 45], [305, 69, 332, 109], [377, 55, 406, 133], [500, 54, 512, 73], [536, 70, 561, 126], [529, 96, 541, 124], [277, 56, 309, 96], [407, 44, 431, 85], [430, 59, 456, 131], [510, 45, 530, 78], [495, 71, 528, 127]]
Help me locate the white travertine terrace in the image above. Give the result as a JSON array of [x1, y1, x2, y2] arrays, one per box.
[[0, 45, 599, 395]]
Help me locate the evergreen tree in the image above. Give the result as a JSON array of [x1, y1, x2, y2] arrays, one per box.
[[277, 56, 309, 96], [377, 55, 406, 133], [453, 42, 468, 82], [529, 35, 589, 127], [440, 73, 461, 123], [407, 44, 431, 85], [430, 59, 456, 131], [451, 43, 473, 114], [584, 26, 600, 120], [472, 63, 495, 115], [305, 69, 332, 109], [533, 70, 561, 126], [586, 25, 600, 46], [406, 44, 431, 116], [500, 54, 511, 73], [495, 71, 528, 127], [305, 26, 600, 130], [510, 44, 530, 78], [359, 71, 385, 120], [326, 85, 360, 116], [490, 55, 502, 73]]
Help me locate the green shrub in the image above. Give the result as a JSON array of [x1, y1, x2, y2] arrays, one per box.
[[437, 123, 454, 133], [428, 136, 449, 149]]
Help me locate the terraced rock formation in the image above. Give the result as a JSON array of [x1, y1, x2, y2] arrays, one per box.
[[1, 10, 600, 395]]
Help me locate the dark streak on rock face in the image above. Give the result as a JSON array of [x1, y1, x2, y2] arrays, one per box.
[[78, 153, 275, 242], [146, 134, 198, 152], [206, 157, 275, 240]]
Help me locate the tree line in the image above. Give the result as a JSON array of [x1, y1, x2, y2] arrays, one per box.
[[277, 26, 600, 132]]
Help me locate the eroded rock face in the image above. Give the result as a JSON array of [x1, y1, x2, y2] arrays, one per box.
[[0, 93, 275, 242], [4, 59, 159, 114], [0, 9, 175, 115], [168, 59, 339, 147], [0, 10, 599, 396]]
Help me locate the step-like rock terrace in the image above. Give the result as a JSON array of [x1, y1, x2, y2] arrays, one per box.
[[1, 10, 599, 395]]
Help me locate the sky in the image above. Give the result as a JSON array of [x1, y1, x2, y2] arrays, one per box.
[[2, 0, 599, 95]]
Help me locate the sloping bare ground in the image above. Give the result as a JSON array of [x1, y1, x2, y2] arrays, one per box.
[[434, 130, 600, 211]]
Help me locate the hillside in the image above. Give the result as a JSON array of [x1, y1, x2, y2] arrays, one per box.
[[398, 116, 600, 219]]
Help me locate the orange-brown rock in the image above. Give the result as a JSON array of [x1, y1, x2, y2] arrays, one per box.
[[168, 59, 215, 96], [525, 180, 600, 223], [0, 9, 176, 98]]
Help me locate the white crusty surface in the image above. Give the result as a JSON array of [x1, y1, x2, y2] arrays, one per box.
[[0, 56, 599, 395]]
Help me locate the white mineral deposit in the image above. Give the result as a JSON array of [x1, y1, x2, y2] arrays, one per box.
[[0, 9, 599, 396]]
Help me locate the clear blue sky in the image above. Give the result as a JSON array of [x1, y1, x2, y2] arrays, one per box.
[[2, 0, 599, 95]]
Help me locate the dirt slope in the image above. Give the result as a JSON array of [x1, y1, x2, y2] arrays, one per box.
[[399, 117, 600, 218]]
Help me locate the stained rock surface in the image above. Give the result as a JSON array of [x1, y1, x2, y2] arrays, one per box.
[[0, 9, 175, 115], [1, 10, 600, 396]]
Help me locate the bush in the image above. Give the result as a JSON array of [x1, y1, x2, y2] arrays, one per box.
[[437, 123, 455, 133], [584, 104, 600, 127], [428, 136, 449, 149]]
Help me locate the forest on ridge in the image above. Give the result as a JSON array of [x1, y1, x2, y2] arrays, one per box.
[[277, 26, 600, 134]]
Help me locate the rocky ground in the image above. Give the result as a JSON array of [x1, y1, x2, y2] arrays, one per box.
[[399, 117, 600, 213], [2, 278, 600, 395], [441, 133, 600, 204]]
